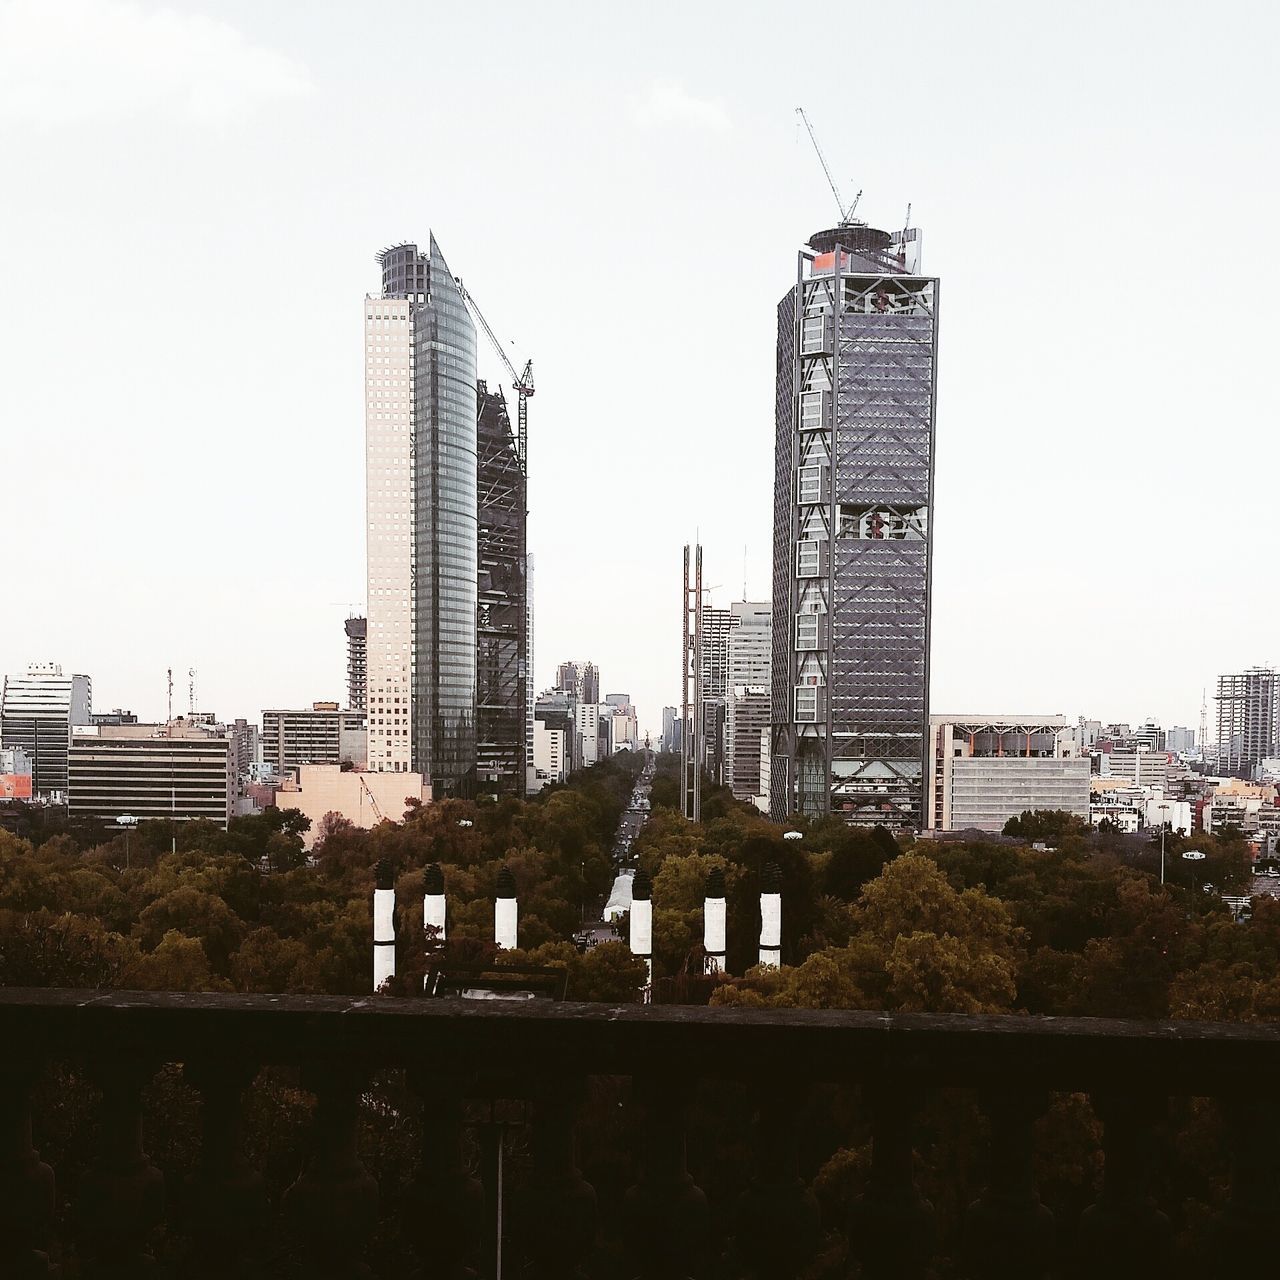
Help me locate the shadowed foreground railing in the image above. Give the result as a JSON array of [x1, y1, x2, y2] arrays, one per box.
[[2, 989, 1280, 1278]]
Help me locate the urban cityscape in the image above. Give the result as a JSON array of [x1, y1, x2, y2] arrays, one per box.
[[2, 3, 1278, 1276]]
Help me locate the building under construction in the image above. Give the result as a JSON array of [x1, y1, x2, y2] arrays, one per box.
[[475, 381, 528, 796]]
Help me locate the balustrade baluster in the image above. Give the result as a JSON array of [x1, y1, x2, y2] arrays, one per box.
[[523, 1077, 597, 1279], [1211, 1094, 1280, 1274], [0, 1061, 55, 1279], [181, 1058, 266, 1278], [283, 1064, 378, 1279], [1077, 1092, 1170, 1277], [623, 1075, 709, 1280], [75, 1057, 165, 1279], [962, 1090, 1053, 1280], [847, 1080, 936, 1280], [732, 1087, 820, 1280], [402, 1070, 483, 1280]]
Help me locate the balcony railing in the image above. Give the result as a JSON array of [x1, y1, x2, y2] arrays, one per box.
[[2, 988, 1279, 1277]]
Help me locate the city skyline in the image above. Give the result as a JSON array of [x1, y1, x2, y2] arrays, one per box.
[[2, 1, 1276, 740]]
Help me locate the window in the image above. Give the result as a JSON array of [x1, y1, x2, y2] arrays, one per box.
[[796, 613, 821, 650], [796, 465, 826, 505], [801, 313, 826, 353], [799, 390, 828, 432], [795, 539, 825, 578], [795, 686, 819, 723]]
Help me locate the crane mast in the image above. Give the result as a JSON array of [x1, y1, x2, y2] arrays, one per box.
[[453, 278, 532, 471]]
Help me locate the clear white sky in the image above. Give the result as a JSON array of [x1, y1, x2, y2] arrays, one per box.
[[2, 0, 1276, 739]]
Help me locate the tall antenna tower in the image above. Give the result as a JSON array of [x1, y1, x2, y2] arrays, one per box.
[[681, 544, 704, 822], [166, 668, 173, 726], [188, 668, 197, 718], [1199, 687, 1209, 761]]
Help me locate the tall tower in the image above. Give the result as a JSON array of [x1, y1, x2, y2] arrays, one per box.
[[476, 381, 528, 797], [1215, 667, 1278, 779], [344, 616, 367, 712], [365, 240, 478, 794], [770, 219, 938, 829]]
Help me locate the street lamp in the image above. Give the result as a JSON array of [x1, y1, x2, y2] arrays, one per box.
[[1157, 802, 1171, 885], [115, 813, 139, 869], [1183, 848, 1206, 897]]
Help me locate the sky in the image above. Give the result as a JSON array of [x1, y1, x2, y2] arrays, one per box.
[[2, 0, 1277, 741]]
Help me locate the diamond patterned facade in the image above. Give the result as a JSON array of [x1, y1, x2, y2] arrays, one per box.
[[770, 224, 938, 829]]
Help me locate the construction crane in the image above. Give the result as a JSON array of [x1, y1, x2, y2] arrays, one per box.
[[358, 772, 385, 824], [453, 278, 533, 471], [795, 106, 860, 225]]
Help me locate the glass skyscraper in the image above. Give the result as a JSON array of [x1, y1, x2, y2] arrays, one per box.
[[366, 239, 478, 796], [770, 220, 938, 829]]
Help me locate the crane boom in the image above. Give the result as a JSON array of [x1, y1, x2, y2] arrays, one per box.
[[454, 277, 532, 471], [795, 106, 850, 224]]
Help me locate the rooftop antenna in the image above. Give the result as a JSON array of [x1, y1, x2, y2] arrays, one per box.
[[743, 545, 748, 600], [188, 668, 196, 718], [795, 106, 860, 225], [903, 202, 912, 232], [167, 667, 173, 726]]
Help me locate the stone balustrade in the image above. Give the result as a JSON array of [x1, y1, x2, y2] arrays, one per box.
[[1, 988, 1277, 1277]]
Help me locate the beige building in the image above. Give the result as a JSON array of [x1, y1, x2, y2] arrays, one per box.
[[274, 765, 431, 850], [365, 293, 415, 774]]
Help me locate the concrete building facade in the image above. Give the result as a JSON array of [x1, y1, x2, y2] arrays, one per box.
[[273, 765, 430, 850], [261, 705, 366, 773], [927, 715, 1089, 833], [1216, 667, 1278, 779], [344, 616, 367, 712], [68, 721, 232, 827]]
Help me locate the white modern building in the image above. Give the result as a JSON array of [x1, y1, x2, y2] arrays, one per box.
[[927, 715, 1089, 833], [0, 663, 92, 799], [532, 720, 569, 785]]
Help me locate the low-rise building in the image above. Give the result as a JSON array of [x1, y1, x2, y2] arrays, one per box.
[[68, 721, 232, 827], [261, 704, 366, 773], [273, 765, 430, 850], [0, 746, 33, 799], [927, 715, 1089, 833]]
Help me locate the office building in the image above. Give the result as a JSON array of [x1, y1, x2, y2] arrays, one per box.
[[555, 662, 602, 705], [1, 663, 92, 799], [344, 616, 367, 712], [534, 689, 579, 782], [770, 216, 937, 828], [726, 685, 770, 802], [661, 706, 679, 754], [927, 716, 1089, 833], [475, 381, 528, 797], [577, 702, 601, 767], [727, 602, 772, 689], [1166, 726, 1196, 754], [365, 240, 477, 794], [261, 704, 367, 773], [1216, 667, 1277, 779], [90, 709, 137, 727], [68, 721, 232, 827], [1103, 743, 1169, 791]]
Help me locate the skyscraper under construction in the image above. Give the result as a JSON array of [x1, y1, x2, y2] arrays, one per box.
[[770, 217, 938, 829], [476, 381, 529, 796]]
